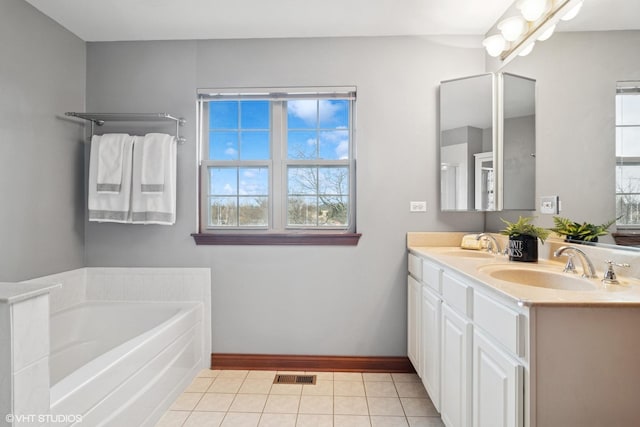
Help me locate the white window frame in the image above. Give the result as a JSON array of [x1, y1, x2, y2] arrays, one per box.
[[196, 87, 357, 237], [615, 81, 640, 228]]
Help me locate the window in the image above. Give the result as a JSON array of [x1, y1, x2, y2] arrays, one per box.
[[194, 87, 359, 245], [616, 82, 640, 227]]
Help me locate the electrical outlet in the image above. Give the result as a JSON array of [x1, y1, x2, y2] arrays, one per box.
[[410, 201, 427, 212], [540, 196, 559, 214]]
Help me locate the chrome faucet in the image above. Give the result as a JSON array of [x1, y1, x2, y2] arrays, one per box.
[[476, 233, 502, 255], [553, 246, 598, 278]]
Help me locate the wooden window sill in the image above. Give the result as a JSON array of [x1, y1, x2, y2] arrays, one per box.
[[191, 233, 361, 246]]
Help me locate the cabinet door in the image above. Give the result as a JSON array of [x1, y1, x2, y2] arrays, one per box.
[[473, 330, 523, 427], [441, 303, 472, 427], [421, 286, 442, 412], [407, 275, 422, 375]]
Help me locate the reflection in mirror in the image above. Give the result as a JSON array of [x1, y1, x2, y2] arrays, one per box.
[[440, 74, 494, 211]]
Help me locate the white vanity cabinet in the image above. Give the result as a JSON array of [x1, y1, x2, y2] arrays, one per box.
[[408, 250, 526, 427]]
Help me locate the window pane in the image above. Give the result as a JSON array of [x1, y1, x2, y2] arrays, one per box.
[[241, 101, 270, 129], [288, 131, 317, 159], [617, 165, 640, 193], [210, 167, 237, 195], [616, 126, 640, 156], [617, 94, 640, 126], [239, 197, 268, 226], [319, 100, 349, 128], [617, 194, 640, 226], [210, 131, 238, 160], [209, 197, 238, 226], [318, 167, 349, 195], [288, 100, 317, 129], [288, 167, 317, 195], [319, 130, 349, 160], [210, 101, 238, 129], [240, 131, 270, 160], [239, 167, 269, 196], [287, 196, 318, 226], [319, 196, 349, 226]]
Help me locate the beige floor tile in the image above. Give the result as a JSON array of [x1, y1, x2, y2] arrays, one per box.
[[220, 412, 261, 427], [155, 410, 190, 427], [209, 377, 244, 393], [238, 379, 273, 394], [270, 383, 303, 395], [183, 411, 226, 427], [306, 372, 334, 381], [334, 415, 371, 427], [334, 396, 369, 415], [299, 395, 333, 414], [334, 380, 365, 396], [302, 380, 333, 396], [370, 416, 409, 427], [400, 398, 439, 417], [394, 382, 427, 398], [367, 397, 405, 416], [195, 393, 236, 412], [296, 414, 333, 427], [198, 369, 221, 378], [258, 413, 297, 427], [391, 374, 420, 383], [218, 370, 250, 379], [229, 394, 268, 413], [170, 392, 203, 410], [363, 373, 393, 382], [333, 372, 363, 382], [263, 394, 301, 413], [246, 370, 277, 380], [365, 381, 398, 397], [406, 417, 445, 427], [186, 377, 215, 393]]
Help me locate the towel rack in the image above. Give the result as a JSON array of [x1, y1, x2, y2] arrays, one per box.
[[65, 112, 186, 144]]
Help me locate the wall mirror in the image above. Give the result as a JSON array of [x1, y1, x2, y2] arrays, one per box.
[[439, 72, 536, 212]]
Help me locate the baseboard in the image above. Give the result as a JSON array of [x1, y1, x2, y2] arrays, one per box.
[[210, 353, 415, 373]]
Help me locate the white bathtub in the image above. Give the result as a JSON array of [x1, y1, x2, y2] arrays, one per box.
[[49, 301, 204, 426]]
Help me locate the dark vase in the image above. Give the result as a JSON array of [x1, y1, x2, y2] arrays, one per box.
[[565, 235, 598, 243], [507, 235, 538, 262]]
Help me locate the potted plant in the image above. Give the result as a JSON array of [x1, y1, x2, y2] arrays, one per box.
[[500, 216, 550, 262], [551, 216, 616, 243]]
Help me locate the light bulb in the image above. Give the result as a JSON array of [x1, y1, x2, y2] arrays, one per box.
[[517, 0, 549, 22], [561, 0, 583, 21], [497, 16, 527, 42], [537, 24, 556, 41], [482, 34, 507, 57], [519, 42, 535, 56]]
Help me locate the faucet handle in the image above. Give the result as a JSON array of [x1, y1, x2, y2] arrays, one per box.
[[602, 260, 630, 285]]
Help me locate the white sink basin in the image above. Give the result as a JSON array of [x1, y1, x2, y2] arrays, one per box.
[[478, 264, 598, 291], [438, 250, 495, 259]]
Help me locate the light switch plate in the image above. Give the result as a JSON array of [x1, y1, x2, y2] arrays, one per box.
[[410, 201, 427, 212], [540, 196, 559, 214]]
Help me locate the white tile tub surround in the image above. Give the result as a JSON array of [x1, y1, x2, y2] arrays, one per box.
[[0, 282, 60, 427]]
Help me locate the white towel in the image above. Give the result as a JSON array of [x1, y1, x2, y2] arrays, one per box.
[[96, 134, 131, 193], [131, 135, 177, 225], [88, 135, 134, 223], [141, 133, 174, 193]]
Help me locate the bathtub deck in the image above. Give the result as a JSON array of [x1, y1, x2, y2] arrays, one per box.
[[155, 369, 444, 427]]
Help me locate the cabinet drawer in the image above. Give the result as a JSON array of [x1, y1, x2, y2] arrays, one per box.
[[442, 272, 473, 317], [422, 259, 442, 293], [408, 253, 422, 280], [474, 291, 523, 357]]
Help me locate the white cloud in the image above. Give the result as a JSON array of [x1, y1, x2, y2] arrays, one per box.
[[336, 140, 349, 160], [223, 183, 234, 194], [288, 100, 343, 125], [225, 147, 238, 156]]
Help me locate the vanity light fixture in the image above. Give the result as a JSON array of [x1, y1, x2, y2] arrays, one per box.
[[483, 0, 584, 64]]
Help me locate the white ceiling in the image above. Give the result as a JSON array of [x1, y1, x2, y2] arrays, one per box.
[[23, 0, 640, 42]]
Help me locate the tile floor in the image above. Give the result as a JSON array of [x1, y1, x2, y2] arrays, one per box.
[[156, 370, 444, 427]]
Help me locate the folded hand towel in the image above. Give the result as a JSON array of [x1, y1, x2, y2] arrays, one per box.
[[131, 135, 177, 225], [88, 135, 134, 223], [141, 133, 174, 193], [96, 133, 132, 193]]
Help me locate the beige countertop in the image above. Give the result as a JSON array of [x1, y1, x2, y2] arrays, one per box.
[[408, 234, 640, 307]]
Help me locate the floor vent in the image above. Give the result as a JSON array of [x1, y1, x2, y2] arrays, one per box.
[[273, 374, 317, 385]]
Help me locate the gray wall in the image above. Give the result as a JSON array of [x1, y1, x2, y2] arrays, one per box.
[[486, 31, 640, 242], [0, 0, 86, 281], [85, 37, 485, 356]]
